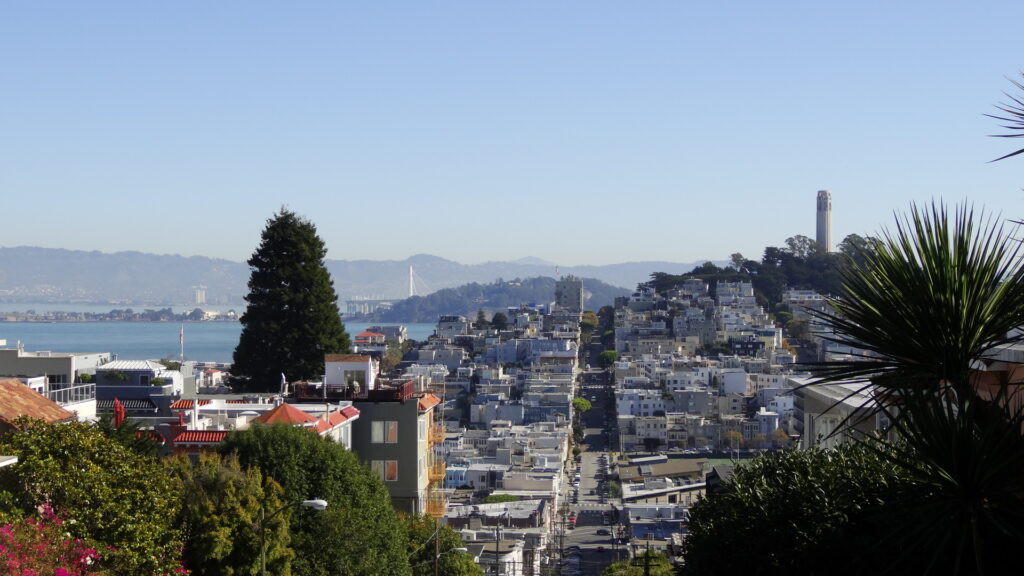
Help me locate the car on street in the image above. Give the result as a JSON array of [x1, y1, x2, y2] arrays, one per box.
[[596, 528, 611, 535], [596, 546, 605, 552]]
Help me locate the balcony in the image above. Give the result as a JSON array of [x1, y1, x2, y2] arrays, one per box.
[[425, 490, 448, 518], [428, 461, 446, 483], [47, 383, 95, 406], [292, 379, 415, 402], [428, 423, 445, 444]]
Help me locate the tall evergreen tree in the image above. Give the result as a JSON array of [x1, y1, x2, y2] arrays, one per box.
[[233, 209, 351, 391]]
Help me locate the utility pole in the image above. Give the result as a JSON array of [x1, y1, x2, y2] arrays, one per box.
[[493, 525, 503, 575]]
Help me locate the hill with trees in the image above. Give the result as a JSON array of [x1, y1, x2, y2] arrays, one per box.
[[644, 234, 875, 312], [361, 276, 631, 323]]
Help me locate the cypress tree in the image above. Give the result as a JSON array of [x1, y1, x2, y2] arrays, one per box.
[[232, 208, 351, 391]]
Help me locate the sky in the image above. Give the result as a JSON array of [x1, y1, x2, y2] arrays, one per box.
[[3, 2, 1023, 267]]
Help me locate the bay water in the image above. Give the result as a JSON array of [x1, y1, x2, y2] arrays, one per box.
[[0, 322, 436, 364]]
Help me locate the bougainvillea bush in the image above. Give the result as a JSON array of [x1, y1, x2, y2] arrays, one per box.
[[0, 505, 103, 576]]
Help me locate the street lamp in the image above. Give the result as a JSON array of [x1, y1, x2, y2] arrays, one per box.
[[408, 522, 470, 576], [259, 498, 328, 576]]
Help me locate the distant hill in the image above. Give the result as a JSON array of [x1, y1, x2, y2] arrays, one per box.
[[0, 246, 705, 308], [362, 276, 632, 323]]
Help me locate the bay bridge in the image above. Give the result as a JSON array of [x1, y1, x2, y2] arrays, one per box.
[[343, 265, 432, 316]]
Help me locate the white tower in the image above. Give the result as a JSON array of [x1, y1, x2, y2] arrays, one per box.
[[816, 190, 832, 253]]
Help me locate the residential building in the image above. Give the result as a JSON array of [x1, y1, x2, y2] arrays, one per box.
[[554, 275, 584, 313]]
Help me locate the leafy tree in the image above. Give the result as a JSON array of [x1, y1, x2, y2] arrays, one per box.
[[0, 418, 184, 576], [603, 550, 674, 576], [219, 423, 410, 576], [836, 233, 877, 270], [811, 203, 1024, 572], [774, 310, 793, 326], [596, 350, 618, 369], [167, 453, 290, 576], [682, 443, 911, 576], [688, 261, 723, 275], [402, 515, 482, 576], [729, 252, 746, 270], [233, 209, 351, 392], [597, 305, 615, 332], [784, 234, 820, 259], [491, 311, 509, 330], [475, 309, 489, 329], [785, 317, 810, 341], [571, 397, 593, 414]]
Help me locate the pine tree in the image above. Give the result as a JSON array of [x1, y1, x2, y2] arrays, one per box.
[[233, 208, 351, 391]]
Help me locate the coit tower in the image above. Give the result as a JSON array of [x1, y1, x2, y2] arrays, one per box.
[[816, 190, 832, 253]]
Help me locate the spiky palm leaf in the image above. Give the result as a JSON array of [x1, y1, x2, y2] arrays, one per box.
[[809, 203, 1024, 419], [807, 202, 1024, 574], [986, 74, 1024, 162]]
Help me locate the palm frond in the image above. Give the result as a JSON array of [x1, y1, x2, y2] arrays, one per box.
[[807, 203, 1024, 421], [986, 74, 1024, 161]]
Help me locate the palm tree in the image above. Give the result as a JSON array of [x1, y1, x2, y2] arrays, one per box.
[[810, 202, 1024, 574], [987, 73, 1024, 162]]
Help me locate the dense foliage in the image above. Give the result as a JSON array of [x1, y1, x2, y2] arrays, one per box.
[[0, 418, 184, 576], [219, 424, 410, 576], [233, 209, 351, 391], [402, 515, 482, 576], [168, 453, 290, 576], [0, 505, 104, 576], [645, 234, 875, 312], [602, 550, 676, 576], [682, 444, 911, 576]]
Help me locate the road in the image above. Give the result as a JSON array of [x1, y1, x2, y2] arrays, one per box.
[[556, 369, 621, 576]]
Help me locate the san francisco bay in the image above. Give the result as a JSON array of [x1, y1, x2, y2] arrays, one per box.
[[0, 322, 436, 364]]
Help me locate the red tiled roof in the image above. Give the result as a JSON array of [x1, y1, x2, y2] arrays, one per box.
[[418, 394, 442, 412], [0, 378, 75, 424], [252, 403, 318, 425], [173, 430, 230, 444], [356, 331, 386, 338], [324, 354, 372, 363], [341, 405, 360, 419], [170, 399, 212, 409]]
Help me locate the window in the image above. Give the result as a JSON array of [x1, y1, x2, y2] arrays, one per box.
[[372, 421, 399, 444], [419, 419, 427, 441], [372, 460, 399, 482]]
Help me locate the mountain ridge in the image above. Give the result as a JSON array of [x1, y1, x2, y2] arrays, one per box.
[[0, 246, 709, 307]]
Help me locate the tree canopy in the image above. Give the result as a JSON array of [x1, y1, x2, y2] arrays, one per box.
[[682, 443, 911, 576], [402, 515, 482, 576], [233, 209, 351, 391], [219, 423, 410, 576], [167, 452, 291, 576], [0, 418, 185, 576], [596, 350, 618, 369]]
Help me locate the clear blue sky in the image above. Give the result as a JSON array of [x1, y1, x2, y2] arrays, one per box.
[[3, 2, 1022, 266]]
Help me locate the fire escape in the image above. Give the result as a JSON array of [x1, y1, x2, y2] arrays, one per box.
[[425, 419, 448, 518]]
